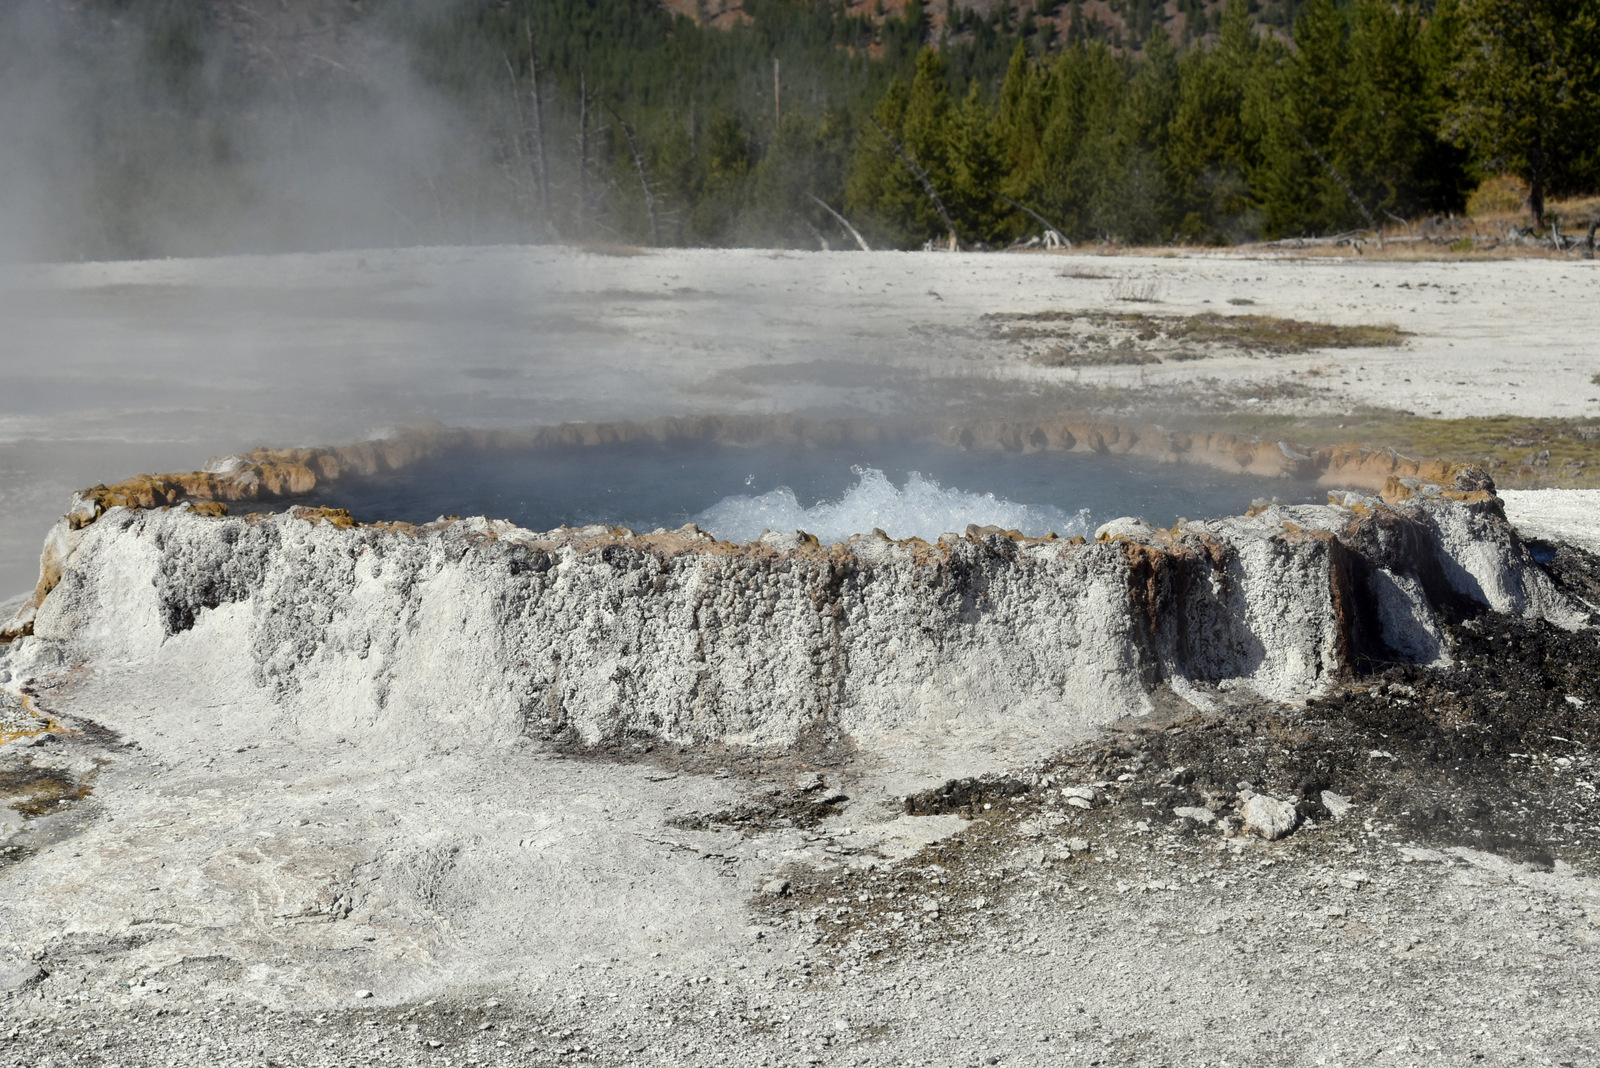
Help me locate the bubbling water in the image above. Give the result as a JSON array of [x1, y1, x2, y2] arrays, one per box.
[[694, 466, 1092, 544]]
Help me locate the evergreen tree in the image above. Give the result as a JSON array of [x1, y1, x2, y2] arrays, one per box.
[[1093, 25, 1179, 244], [1034, 43, 1128, 239], [994, 43, 1051, 238], [1165, 0, 1268, 242], [1444, 0, 1600, 227], [1253, 0, 1362, 237], [1343, 0, 1455, 220]]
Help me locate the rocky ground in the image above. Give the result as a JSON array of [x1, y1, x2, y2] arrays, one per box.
[[1, 543, 1597, 1067]]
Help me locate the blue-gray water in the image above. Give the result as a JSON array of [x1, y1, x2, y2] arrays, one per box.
[[291, 441, 1323, 542]]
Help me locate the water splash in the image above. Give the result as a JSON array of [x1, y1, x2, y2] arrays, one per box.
[[693, 467, 1092, 544]]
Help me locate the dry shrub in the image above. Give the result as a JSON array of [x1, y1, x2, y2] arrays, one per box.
[[1466, 174, 1528, 219]]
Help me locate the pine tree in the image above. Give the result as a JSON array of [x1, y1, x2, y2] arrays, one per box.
[[1165, 0, 1268, 242], [1094, 26, 1180, 244], [1034, 43, 1127, 239], [994, 43, 1049, 236], [1343, 0, 1459, 220], [1444, 0, 1600, 227], [1254, 0, 1361, 237]]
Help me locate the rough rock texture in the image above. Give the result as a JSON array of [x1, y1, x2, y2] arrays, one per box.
[[1241, 794, 1300, 840], [10, 473, 1579, 751]]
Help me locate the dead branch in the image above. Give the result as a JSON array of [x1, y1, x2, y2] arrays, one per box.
[[806, 194, 871, 252], [1290, 126, 1382, 246], [869, 116, 959, 247], [992, 191, 1070, 248], [610, 107, 659, 247]]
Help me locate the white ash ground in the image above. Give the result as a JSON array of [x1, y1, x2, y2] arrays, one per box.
[[1502, 489, 1600, 556], [3, 578, 1600, 1066], [2, 247, 1600, 1064]]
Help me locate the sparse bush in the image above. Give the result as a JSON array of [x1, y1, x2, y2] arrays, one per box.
[[1466, 174, 1529, 219]]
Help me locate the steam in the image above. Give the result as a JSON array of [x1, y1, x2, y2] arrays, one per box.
[[693, 467, 1093, 544], [0, 0, 495, 262]]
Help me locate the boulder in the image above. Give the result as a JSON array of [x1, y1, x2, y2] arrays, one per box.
[[1241, 795, 1300, 841]]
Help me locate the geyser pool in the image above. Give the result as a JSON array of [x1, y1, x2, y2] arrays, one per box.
[[283, 439, 1325, 540], [8, 418, 1581, 755]]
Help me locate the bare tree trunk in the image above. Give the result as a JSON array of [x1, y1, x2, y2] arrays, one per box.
[[993, 191, 1069, 247], [503, 53, 530, 220], [801, 216, 829, 250], [869, 116, 959, 248], [1529, 161, 1547, 232], [1584, 217, 1598, 260], [527, 23, 550, 226], [612, 108, 659, 247], [1290, 125, 1381, 246], [576, 69, 591, 232]]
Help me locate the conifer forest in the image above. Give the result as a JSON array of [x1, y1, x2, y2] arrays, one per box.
[[3, 0, 1598, 258]]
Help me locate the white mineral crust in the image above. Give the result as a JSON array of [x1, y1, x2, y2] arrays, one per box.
[[12, 489, 1579, 756]]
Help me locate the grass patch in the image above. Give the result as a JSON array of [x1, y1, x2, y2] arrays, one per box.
[[988, 310, 1408, 365], [1150, 312, 1407, 352]]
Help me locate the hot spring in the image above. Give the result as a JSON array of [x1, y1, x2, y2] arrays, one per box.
[[276, 438, 1327, 544], [4, 419, 1580, 755]]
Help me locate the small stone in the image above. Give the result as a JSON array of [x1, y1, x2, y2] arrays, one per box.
[[1064, 797, 1092, 810], [355, 989, 373, 999], [1172, 806, 1214, 825], [1241, 795, 1299, 841], [762, 879, 791, 897], [1337, 871, 1370, 890], [1094, 516, 1156, 541], [795, 773, 824, 794], [1061, 786, 1095, 801], [426, 1040, 443, 1048], [1065, 837, 1091, 853], [1320, 791, 1353, 819]]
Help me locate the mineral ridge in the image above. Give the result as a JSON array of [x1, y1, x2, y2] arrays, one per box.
[[7, 465, 1578, 753]]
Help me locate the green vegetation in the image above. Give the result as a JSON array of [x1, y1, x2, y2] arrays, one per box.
[[1441, 0, 1600, 228], [8, 0, 1600, 258]]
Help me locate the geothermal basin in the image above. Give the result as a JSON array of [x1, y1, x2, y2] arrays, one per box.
[[0, 248, 1598, 1065], [276, 436, 1329, 543], [5, 420, 1582, 766]]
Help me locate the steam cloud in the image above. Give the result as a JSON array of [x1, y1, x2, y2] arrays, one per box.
[[0, 0, 500, 262]]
